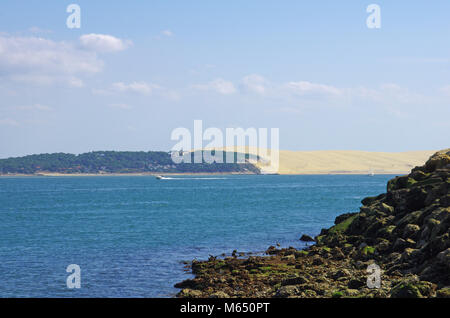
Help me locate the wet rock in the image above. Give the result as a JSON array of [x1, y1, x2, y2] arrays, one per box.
[[400, 248, 419, 262], [300, 234, 315, 242], [437, 248, 450, 269], [348, 278, 366, 289], [281, 275, 309, 286], [335, 212, 358, 225], [345, 289, 361, 297], [281, 254, 295, 262], [178, 288, 203, 298], [403, 224, 421, 239], [265, 246, 279, 255], [275, 285, 301, 298], [331, 247, 346, 260], [390, 278, 436, 298], [174, 279, 199, 289], [375, 239, 391, 253], [312, 256, 324, 266], [393, 238, 415, 251], [436, 287, 450, 298], [209, 291, 230, 298]]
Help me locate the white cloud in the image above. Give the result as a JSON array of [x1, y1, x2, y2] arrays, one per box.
[[161, 30, 174, 37], [0, 35, 104, 87], [79, 34, 132, 53], [0, 118, 19, 126], [15, 104, 52, 111], [28, 26, 52, 34], [108, 103, 132, 110], [350, 83, 425, 104], [111, 81, 161, 95], [285, 81, 342, 97], [239, 75, 342, 100], [441, 85, 450, 96], [240, 74, 269, 95], [193, 78, 236, 95], [9, 74, 85, 87], [93, 81, 178, 99]]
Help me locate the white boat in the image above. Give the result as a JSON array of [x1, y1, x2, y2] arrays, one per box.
[[156, 175, 163, 180]]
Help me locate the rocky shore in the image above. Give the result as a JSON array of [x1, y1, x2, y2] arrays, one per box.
[[175, 149, 450, 298]]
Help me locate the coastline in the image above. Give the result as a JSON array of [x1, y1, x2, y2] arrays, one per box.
[[0, 171, 409, 177], [174, 149, 450, 298], [0, 171, 258, 177]]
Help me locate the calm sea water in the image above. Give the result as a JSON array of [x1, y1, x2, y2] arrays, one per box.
[[0, 174, 393, 297]]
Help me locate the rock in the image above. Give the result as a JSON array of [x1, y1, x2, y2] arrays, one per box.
[[302, 289, 317, 297], [265, 246, 278, 255], [376, 225, 396, 240], [437, 248, 450, 269], [275, 285, 301, 298], [345, 289, 360, 297], [436, 287, 450, 298], [375, 239, 391, 253], [209, 291, 230, 298], [390, 276, 436, 298], [178, 288, 203, 298], [174, 279, 199, 289], [409, 170, 429, 181], [358, 242, 368, 249], [331, 247, 346, 260], [348, 278, 366, 289], [361, 194, 386, 206], [424, 149, 450, 172], [400, 248, 418, 262], [393, 238, 415, 251], [281, 275, 309, 286], [294, 250, 309, 258], [332, 269, 351, 280], [335, 212, 357, 225], [312, 256, 324, 265], [300, 234, 315, 242], [281, 254, 295, 261], [403, 224, 421, 239]]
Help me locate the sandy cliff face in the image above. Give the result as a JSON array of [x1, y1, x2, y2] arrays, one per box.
[[263, 150, 436, 174]]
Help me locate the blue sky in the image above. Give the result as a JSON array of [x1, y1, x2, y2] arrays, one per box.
[[0, 0, 449, 158]]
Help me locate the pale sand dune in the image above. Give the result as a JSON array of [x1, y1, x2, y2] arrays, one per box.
[[271, 150, 436, 175], [214, 147, 436, 175]]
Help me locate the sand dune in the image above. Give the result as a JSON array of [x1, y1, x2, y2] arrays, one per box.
[[214, 147, 436, 175], [270, 150, 436, 175]]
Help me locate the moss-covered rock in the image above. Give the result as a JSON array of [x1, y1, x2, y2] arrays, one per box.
[[436, 287, 450, 298], [390, 277, 436, 298]]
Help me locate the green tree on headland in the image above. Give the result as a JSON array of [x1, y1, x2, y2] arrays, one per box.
[[0, 151, 260, 174]]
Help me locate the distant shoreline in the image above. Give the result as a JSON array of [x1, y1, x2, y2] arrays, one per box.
[[0, 172, 258, 177], [0, 171, 407, 177]]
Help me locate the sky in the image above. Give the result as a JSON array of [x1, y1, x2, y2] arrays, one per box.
[[0, 0, 449, 158]]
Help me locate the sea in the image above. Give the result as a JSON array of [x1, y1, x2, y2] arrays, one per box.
[[0, 174, 394, 297]]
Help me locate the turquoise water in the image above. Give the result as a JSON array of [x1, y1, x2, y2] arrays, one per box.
[[0, 175, 393, 297]]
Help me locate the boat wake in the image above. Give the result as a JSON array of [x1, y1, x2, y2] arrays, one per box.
[[156, 176, 227, 180]]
